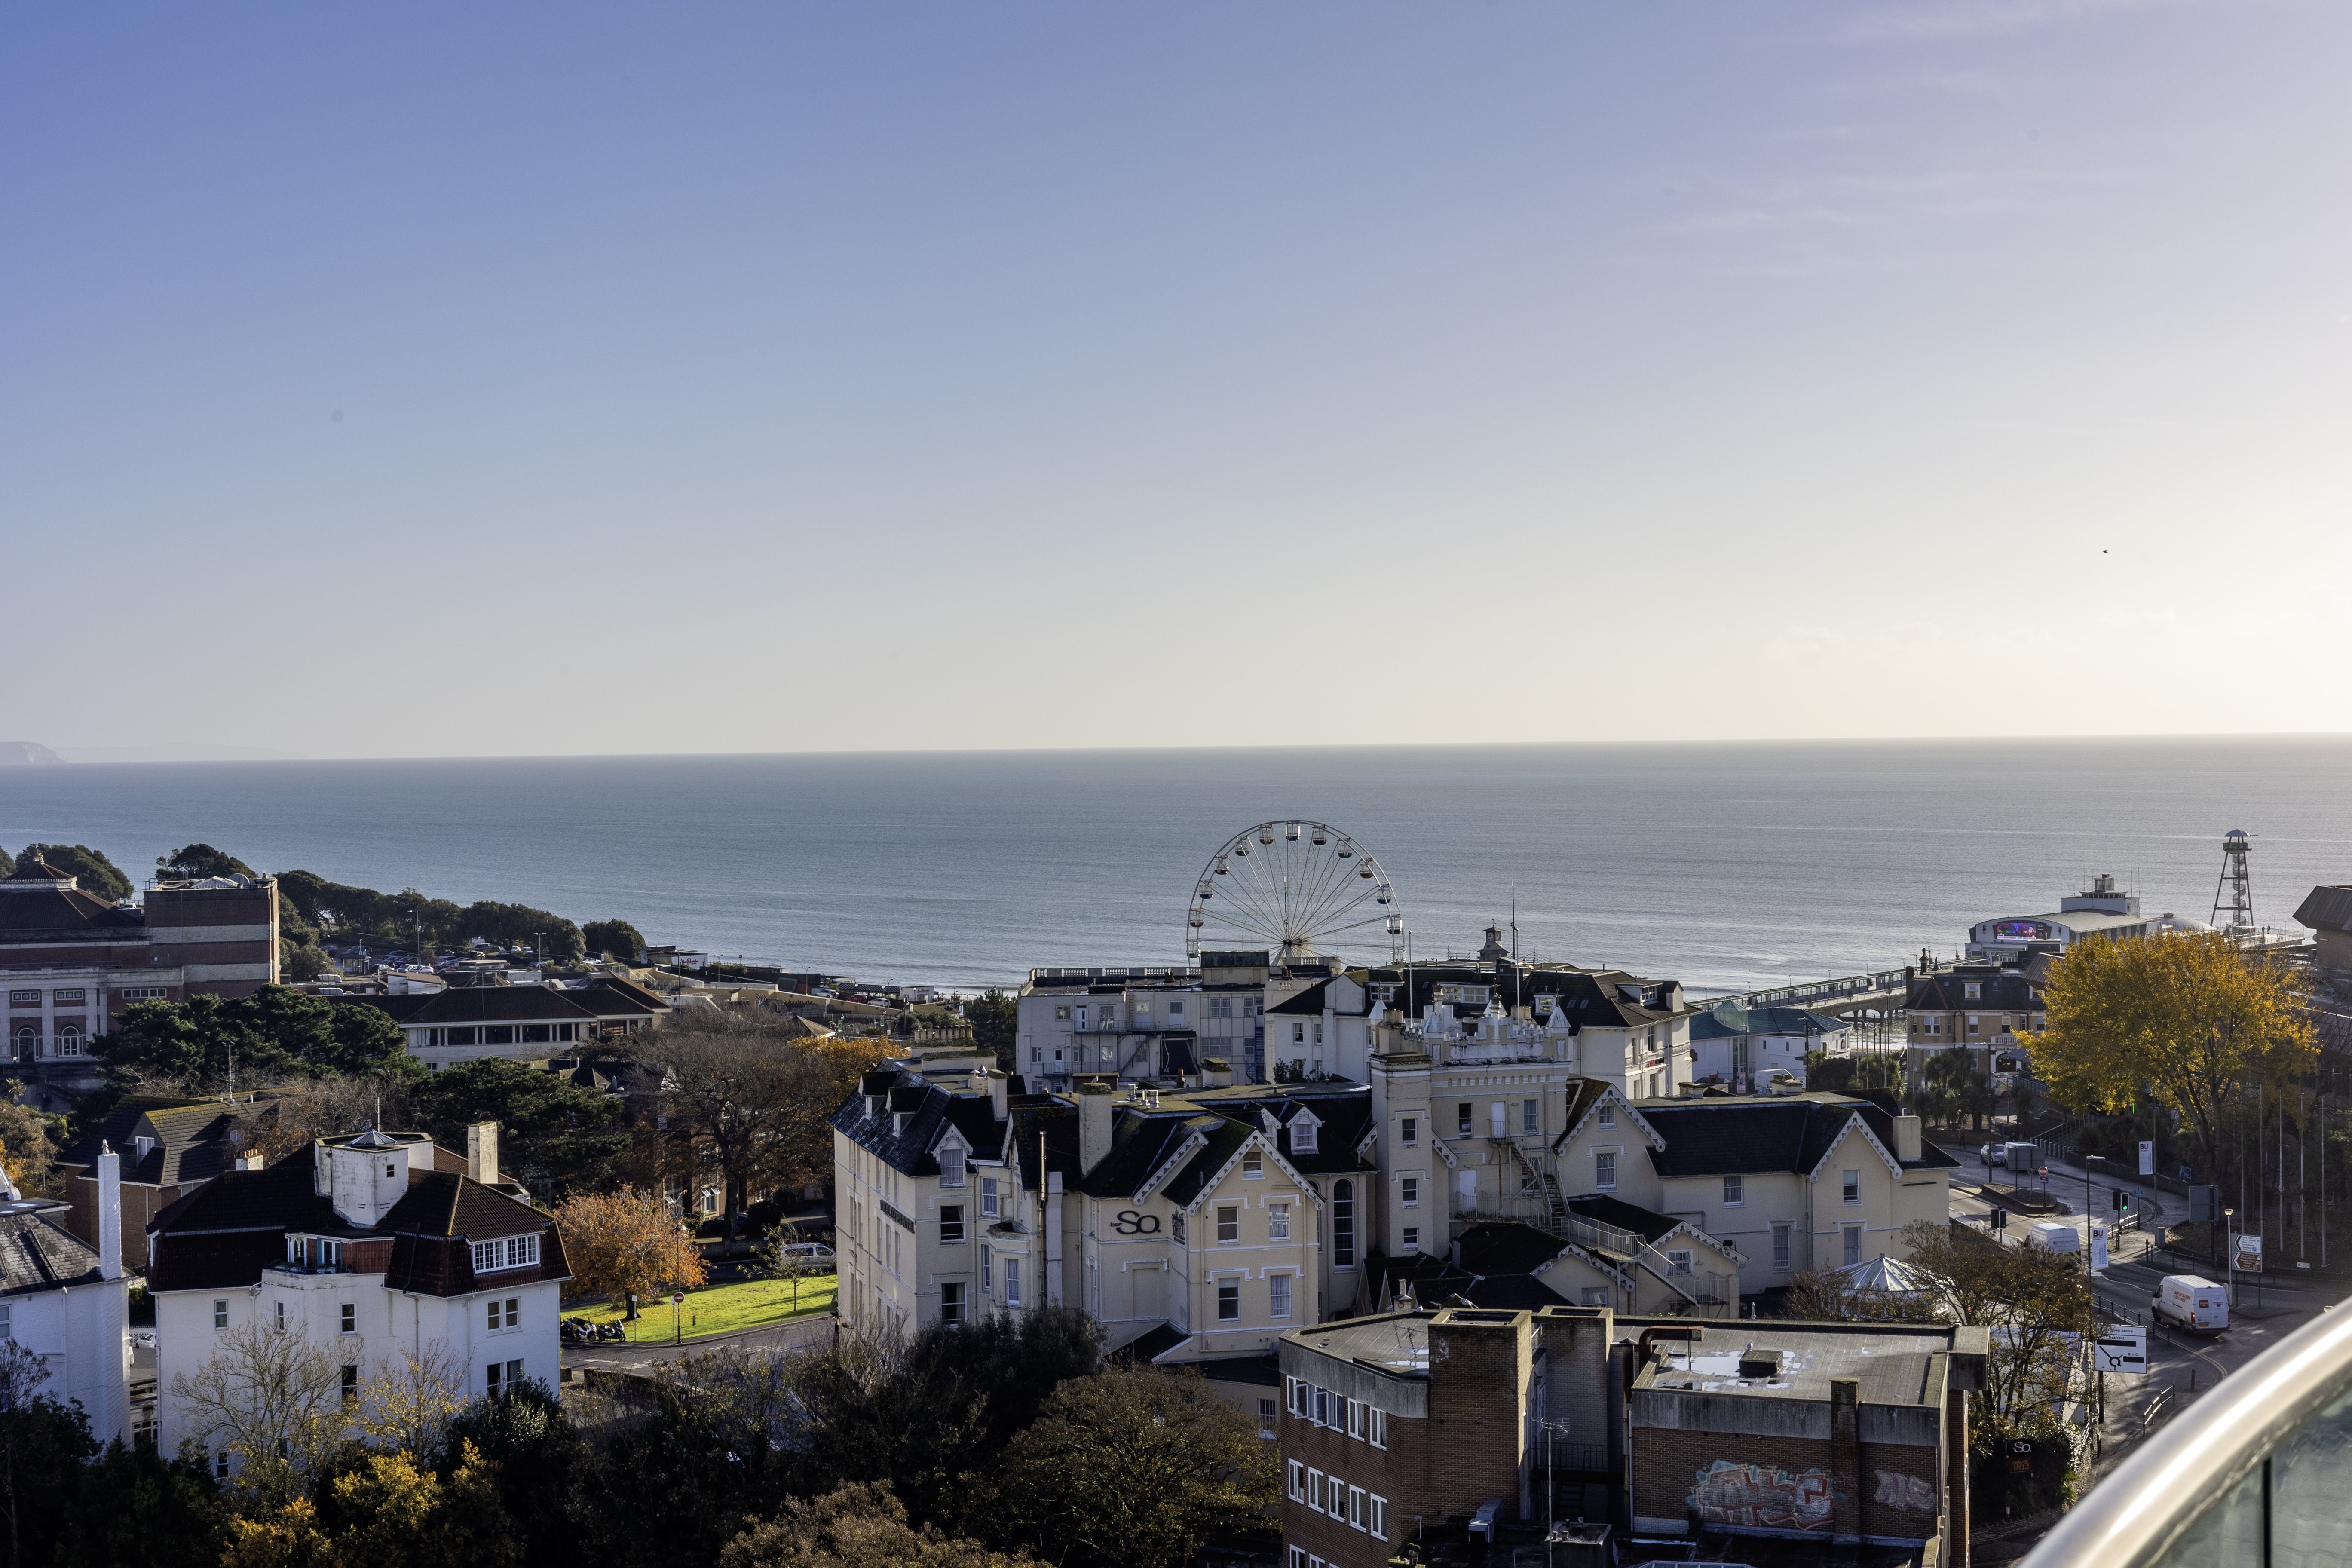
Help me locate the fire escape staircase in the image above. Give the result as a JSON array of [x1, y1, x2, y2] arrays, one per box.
[[1495, 1138, 1721, 1316]]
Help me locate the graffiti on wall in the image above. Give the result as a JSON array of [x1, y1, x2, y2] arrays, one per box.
[[1688, 1460, 1839, 1532], [1874, 1469, 1937, 1513]]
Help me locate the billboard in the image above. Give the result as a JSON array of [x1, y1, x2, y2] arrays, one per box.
[[1991, 919, 2053, 942]]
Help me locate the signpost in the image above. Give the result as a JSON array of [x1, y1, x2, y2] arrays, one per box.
[[2094, 1324, 2148, 1375], [2233, 1234, 2265, 1275], [672, 1291, 686, 1344]]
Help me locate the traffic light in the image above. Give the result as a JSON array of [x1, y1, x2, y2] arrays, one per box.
[[1991, 1207, 2009, 1232], [2113, 1188, 2128, 1213]]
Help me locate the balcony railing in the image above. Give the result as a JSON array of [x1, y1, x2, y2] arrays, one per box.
[[2021, 1296, 2352, 1566]]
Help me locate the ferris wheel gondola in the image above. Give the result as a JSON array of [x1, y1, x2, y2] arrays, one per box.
[[1183, 821, 1405, 963]]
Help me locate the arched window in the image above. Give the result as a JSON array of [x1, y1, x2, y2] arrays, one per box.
[[56, 1024, 83, 1057], [1332, 1179, 1355, 1269], [10, 1026, 35, 1060]]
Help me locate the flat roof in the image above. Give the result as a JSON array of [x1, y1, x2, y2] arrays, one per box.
[[1638, 1323, 1949, 1406]]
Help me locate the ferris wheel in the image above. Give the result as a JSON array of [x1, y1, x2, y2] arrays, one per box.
[[1185, 821, 1405, 964]]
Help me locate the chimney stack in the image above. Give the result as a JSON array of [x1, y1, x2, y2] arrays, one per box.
[[1893, 1114, 1922, 1163], [1205, 1057, 1233, 1089], [467, 1122, 500, 1185], [96, 1143, 123, 1282], [1077, 1082, 1114, 1175], [987, 1069, 1009, 1122]]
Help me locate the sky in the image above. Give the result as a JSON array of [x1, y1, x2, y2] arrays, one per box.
[[5, 2, 2350, 759]]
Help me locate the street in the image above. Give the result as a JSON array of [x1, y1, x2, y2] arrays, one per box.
[[561, 1311, 838, 1377]]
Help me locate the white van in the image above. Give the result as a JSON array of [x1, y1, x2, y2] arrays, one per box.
[[2154, 1274, 2230, 1333], [2027, 1220, 2080, 1254]]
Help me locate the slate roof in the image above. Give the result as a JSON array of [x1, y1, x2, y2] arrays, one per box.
[[0, 881, 142, 934], [1463, 1274, 1573, 1311], [1563, 1194, 1684, 1244], [1635, 1095, 1960, 1178], [0, 1204, 105, 1296], [58, 1100, 256, 1186], [830, 1066, 1015, 1179], [1266, 979, 1334, 1016], [2296, 887, 2352, 934], [336, 987, 599, 1026], [146, 1152, 566, 1295], [1908, 968, 2039, 1011], [1186, 1086, 1377, 1173], [568, 977, 670, 1019], [1077, 1112, 1206, 1200], [1161, 1118, 1254, 1207], [1457, 1220, 1574, 1277], [1112, 1322, 1187, 1364]]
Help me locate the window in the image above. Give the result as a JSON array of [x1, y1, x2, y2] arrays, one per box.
[[940, 1204, 965, 1243], [487, 1299, 502, 1332], [505, 1297, 520, 1329], [1582, 1287, 1609, 1307], [1328, 1474, 1347, 1514], [1400, 1176, 1419, 1207], [1369, 1494, 1389, 1540], [1307, 1469, 1325, 1513], [1291, 1119, 1318, 1154], [981, 1244, 992, 1292], [214, 1450, 231, 1479], [1667, 1249, 1694, 1275], [1217, 1205, 1239, 1244], [1367, 1407, 1387, 1448], [1843, 1169, 1861, 1204], [1257, 1397, 1275, 1438], [941, 1281, 964, 1324], [1523, 1098, 1539, 1133], [214, 1300, 229, 1330], [1598, 1102, 1615, 1129], [1269, 1273, 1292, 1320], [1595, 1152, 1617, 1189], [1332, 1180, 1355, 1268], [1773, 1222, 1792, 1272], [521, 1023, 550, 1044], [1401, 1226, 1419, 1248], [275, 1302, 286, 1329], [0, 1305, 9, 1340], [1347, 1398, 1364, 1440], [1292, 1021, 1305, 1043], [1349, 1485, 1366, 1529], [939, 1146, 966, 1188], [57, 1026, 83, 1057], [341, 1365, 359, 1405], [1217, 1280, 1239, 1320], [53, 989, 84, 1004], [341, 1303, 357, 1335], [1844, 1224, 1863, 1267], [1457, 1102, 1473, 1134], [1004, 1258, 1021, 1306], [1400, 1116, 1417, 1147], [1314, 1387, 1329, 1425], [1723, 1175, 1744, 1207], [981, 1177, 999, 1217], [1965, 982, 1981, 1001], [1243, 1148, 1263, 1179], [6, 991, 37, 1006], [1171, 1211, 1186, 1243], [1268, 1202, 1290, 1240], [472, 1234, 540, 1274], [1287, 1377, 1303, 1417], [1288, 1460, 1305, 1501], [1169, 1000, 1185, 1020], [1054, 1005, 1070, 1021]]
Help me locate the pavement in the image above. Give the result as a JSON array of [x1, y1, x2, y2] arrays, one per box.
[[561, 1310, 838, 1375]]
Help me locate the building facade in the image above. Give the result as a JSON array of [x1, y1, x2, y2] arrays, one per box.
[[0, 1148, 133, 1446], [146, 1125, 567, 1461]]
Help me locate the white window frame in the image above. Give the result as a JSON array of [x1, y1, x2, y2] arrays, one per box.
[[1307, 1468, 1325, 1513], [1400, 1176, 1419, 1208], [1598, 1102, 1615, 1129], [472, 1234, 541, 1274], [1595, 1151, 1617, 1190], [1773, 1222, 1792, 1272], [1288, 1460, 1305, 1501], [1268, 1273, 1292, 1320], [1268, 1202, 1290, 1241], [1348, 1485, 1366, 1530], [1243, 1148, 1263, 1179], [980, 1176, 999, 1217], [1217, 1205, 1240, 1245], [1723, 1175, 1744, 1207], [1369, 1493, 1389, 1540], [938, 1145, 967, 1189], [1216, 1277, 1240, 1321], [1400, 1115, 1417, 1146], [1843, 1169, 1861, 1204], [1367, 1406, 1387, 1449]]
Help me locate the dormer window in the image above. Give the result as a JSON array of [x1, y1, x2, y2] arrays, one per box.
[[894, 1112, 908, 1136], [472, 1235, 541, 1274], [1290, 1118, 1319, 1155], [1964, 983, 1981, 1001], [940, 1146, 967, 1189], [866, 1095, 882, 1119]]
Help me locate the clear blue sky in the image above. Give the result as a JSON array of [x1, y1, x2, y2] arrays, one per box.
[[6, 3, 2348, 757]]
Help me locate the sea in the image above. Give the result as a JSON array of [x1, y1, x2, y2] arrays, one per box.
[[2, 738, 2347, 995]]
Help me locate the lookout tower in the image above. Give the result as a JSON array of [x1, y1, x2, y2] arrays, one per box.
[[2212, 829, 2256, 932]]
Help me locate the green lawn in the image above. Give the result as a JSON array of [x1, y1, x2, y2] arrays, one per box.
[[568, 1274, 837, 1344]]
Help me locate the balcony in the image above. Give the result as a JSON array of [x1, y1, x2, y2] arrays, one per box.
[[2021, 1300, 2352, 1566]]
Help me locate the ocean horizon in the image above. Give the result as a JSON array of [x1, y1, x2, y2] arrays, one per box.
[[4, 735, 2348, 994]]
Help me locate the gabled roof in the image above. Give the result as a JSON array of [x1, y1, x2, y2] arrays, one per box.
[[0, 1204, 104, 1296], [1162, 1118, 1254, 1208], [568, 976, 670, 1017], [2295, 886, 2352, 935], [1908, 969, 2039, 1011], [58, 1099, 255, 1186], [1554, 1079, 1665, 1154], [1078, 1112, 1204, 1200], [1635, 1095, 1960, 1178]]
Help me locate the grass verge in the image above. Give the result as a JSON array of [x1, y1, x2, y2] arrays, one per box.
[[568, 1274, 837, 1344]]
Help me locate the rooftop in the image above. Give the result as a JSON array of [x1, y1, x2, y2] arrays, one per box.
[[1635, 1322, 1961, 1406]]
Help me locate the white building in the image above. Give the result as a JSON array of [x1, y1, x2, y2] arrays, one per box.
[[146, 1124, 567, 1462], [1686, 1001, 1852, 1091], [0, 1147, 132, 1443], [1967, 873, 2154, 959]]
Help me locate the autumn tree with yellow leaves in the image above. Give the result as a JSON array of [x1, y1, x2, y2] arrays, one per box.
[[2032, 930, 2314, 1175]]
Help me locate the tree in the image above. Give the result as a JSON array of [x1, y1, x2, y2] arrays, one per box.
[[224, 1441, 519, 1568], [0, 1090, 62, 1198], [551, 1187, 706, 1304], [722, 1482, 1041, 1568], [581, 920, 646, 964], [1893, 1221, 2091, 1442], [169, 1320, 346, 1505], [434, 1381, 586, 1568], [355, 1345, 471, 1461], [638, 1017, 832, 1234], [157, 844, 257, 881], [1916, 1047, 1991, 1133], [2034, 931, 2314, 1178], [964, 991, 1018, 1073], [58, 1439, 225, 1568], [0, 1341, 96, 1568], [1782, 1265, 1941, 1325], [754, 1223, 822, 1316], [990, 1366, 1277, 1568], [410, 1059, 625, 1197], [452, 903, 584, 964], [12, 845, 132, 902], [97, 987, 416, 1095]]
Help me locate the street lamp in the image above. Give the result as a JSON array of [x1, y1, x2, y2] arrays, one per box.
[[2223, 1206, 2236, 1308]]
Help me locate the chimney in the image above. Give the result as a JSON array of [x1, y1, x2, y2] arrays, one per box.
[[1205, 1057, 1233, 1089], [1830, 1377, 1862, 1539], [96, 1143, 122, 1282], [467, 1122, 500, 1185], [1893, 1114, 1922, 1163], [1077, 1082, 1114, 1175], [235, 1152, 264, 1172], [987, 1069, 1009, 1122]]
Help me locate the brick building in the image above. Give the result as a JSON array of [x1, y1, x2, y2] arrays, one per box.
[[1277, 1306, 1987, 1568]]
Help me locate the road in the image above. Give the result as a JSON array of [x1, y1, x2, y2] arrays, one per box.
[[561, 1311, 838, 1376], [1945, 1143, 2344, 1484]]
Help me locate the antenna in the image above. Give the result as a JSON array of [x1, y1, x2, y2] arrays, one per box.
[[2212, 830, 2256, 933]]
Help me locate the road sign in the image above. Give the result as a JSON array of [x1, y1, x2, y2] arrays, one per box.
[[2232, 1234, 2264, 1274], [2139, 1141, 2155, 1177], [2095, 1324, 2148, 1374], [2092, 1224, 2110, 1271], [671, 1293, 686, 1305]]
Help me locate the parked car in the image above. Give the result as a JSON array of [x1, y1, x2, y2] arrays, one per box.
[[779, 1241, 835, 1262], [1981, 1143, 2006, 1167]]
